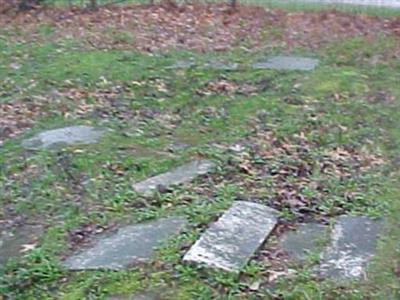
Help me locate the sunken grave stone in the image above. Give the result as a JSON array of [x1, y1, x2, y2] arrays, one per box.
[[183, 201, 277, 272], [63, 217, 187, 270], [133, 160, 215, 197], [22, 125, 105, 150], [280, 223, 329, 261], [0, 225, 42, 267], [252, 56, 319, 71], [204, 61, 239, 71], [318, 216, 383, 280]]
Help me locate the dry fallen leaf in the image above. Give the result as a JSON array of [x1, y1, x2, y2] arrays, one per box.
[[20, 243, 36, 253], [248, 280, 261, 291]]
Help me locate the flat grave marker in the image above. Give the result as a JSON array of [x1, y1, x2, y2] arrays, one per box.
[[63, 217, 187, 271], [183, 201, 278, 272]]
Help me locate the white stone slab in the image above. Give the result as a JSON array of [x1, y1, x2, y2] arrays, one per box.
[[252, 56, 319, 71], [318, 216, 382, 279], [133, 160, 215, 197], [183, 201, 278, 272], [22, 126, 105, 150]]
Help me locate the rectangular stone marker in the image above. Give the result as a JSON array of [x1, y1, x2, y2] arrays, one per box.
[[280, 223, 329, 261], [183, 201, 278, 272], [63, 217, 186, 270], [318, 216, 382, 279], [133, 160, 215, 197], [22, 126, 105, 150], [252, 56, 319, 71]]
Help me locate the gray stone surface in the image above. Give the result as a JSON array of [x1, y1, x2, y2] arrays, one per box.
[[318, 216, 383, 279], [133, 160, 215, 197], [280, 223, 329, 260], [0, 225, 42, 267], [252, 56, 319, 71], [22, 125, 105, 150], [183, 201, 278, 272], [287, 0, 400, 8], [205, 62, 239, 71], [63, 217, 187, 270]]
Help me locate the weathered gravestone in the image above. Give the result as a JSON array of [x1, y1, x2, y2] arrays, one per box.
[[204, 61, 239, 71], [280, 216, 383, 280], [317, 216, 383, 280], [252, 56, 319, 71], [280, 223, 329, 261], [0, 225, 42, 267], [63, 217, 187, 270], [183, 201, 277, 272], [133, 160, 215, 197], [22, 125, 105, 150]]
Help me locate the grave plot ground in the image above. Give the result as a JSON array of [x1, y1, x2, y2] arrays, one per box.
[[1, 2, 400, 299]]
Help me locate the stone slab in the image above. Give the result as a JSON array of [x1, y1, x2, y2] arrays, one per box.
[[183, 201, 278, 272], [252, 56, 319, 71], [280, 223, 329, 261], [22, 125, 105, 150], [205, 62, 239, 71], [0, 225, 42, 267], [318, 216, 382, 279], [63, 217, 187, 270], [133, 160, 215, 197]]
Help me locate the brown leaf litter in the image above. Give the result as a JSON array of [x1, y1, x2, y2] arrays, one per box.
[[1, 4, 399, 52]]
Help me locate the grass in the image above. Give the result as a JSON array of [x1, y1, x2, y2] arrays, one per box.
[[1, 3, 400, 299], [40, 0, 400, 18], [247, 0, 400, 17]]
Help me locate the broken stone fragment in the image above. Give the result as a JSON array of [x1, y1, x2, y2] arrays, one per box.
[[252, 56, 319, 71], [280, 223, 329, 261], [22, 125, 106, 150], [183, 201, 278, 272], [133, 160, 215, 197], [317, 216, 382, 280]]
